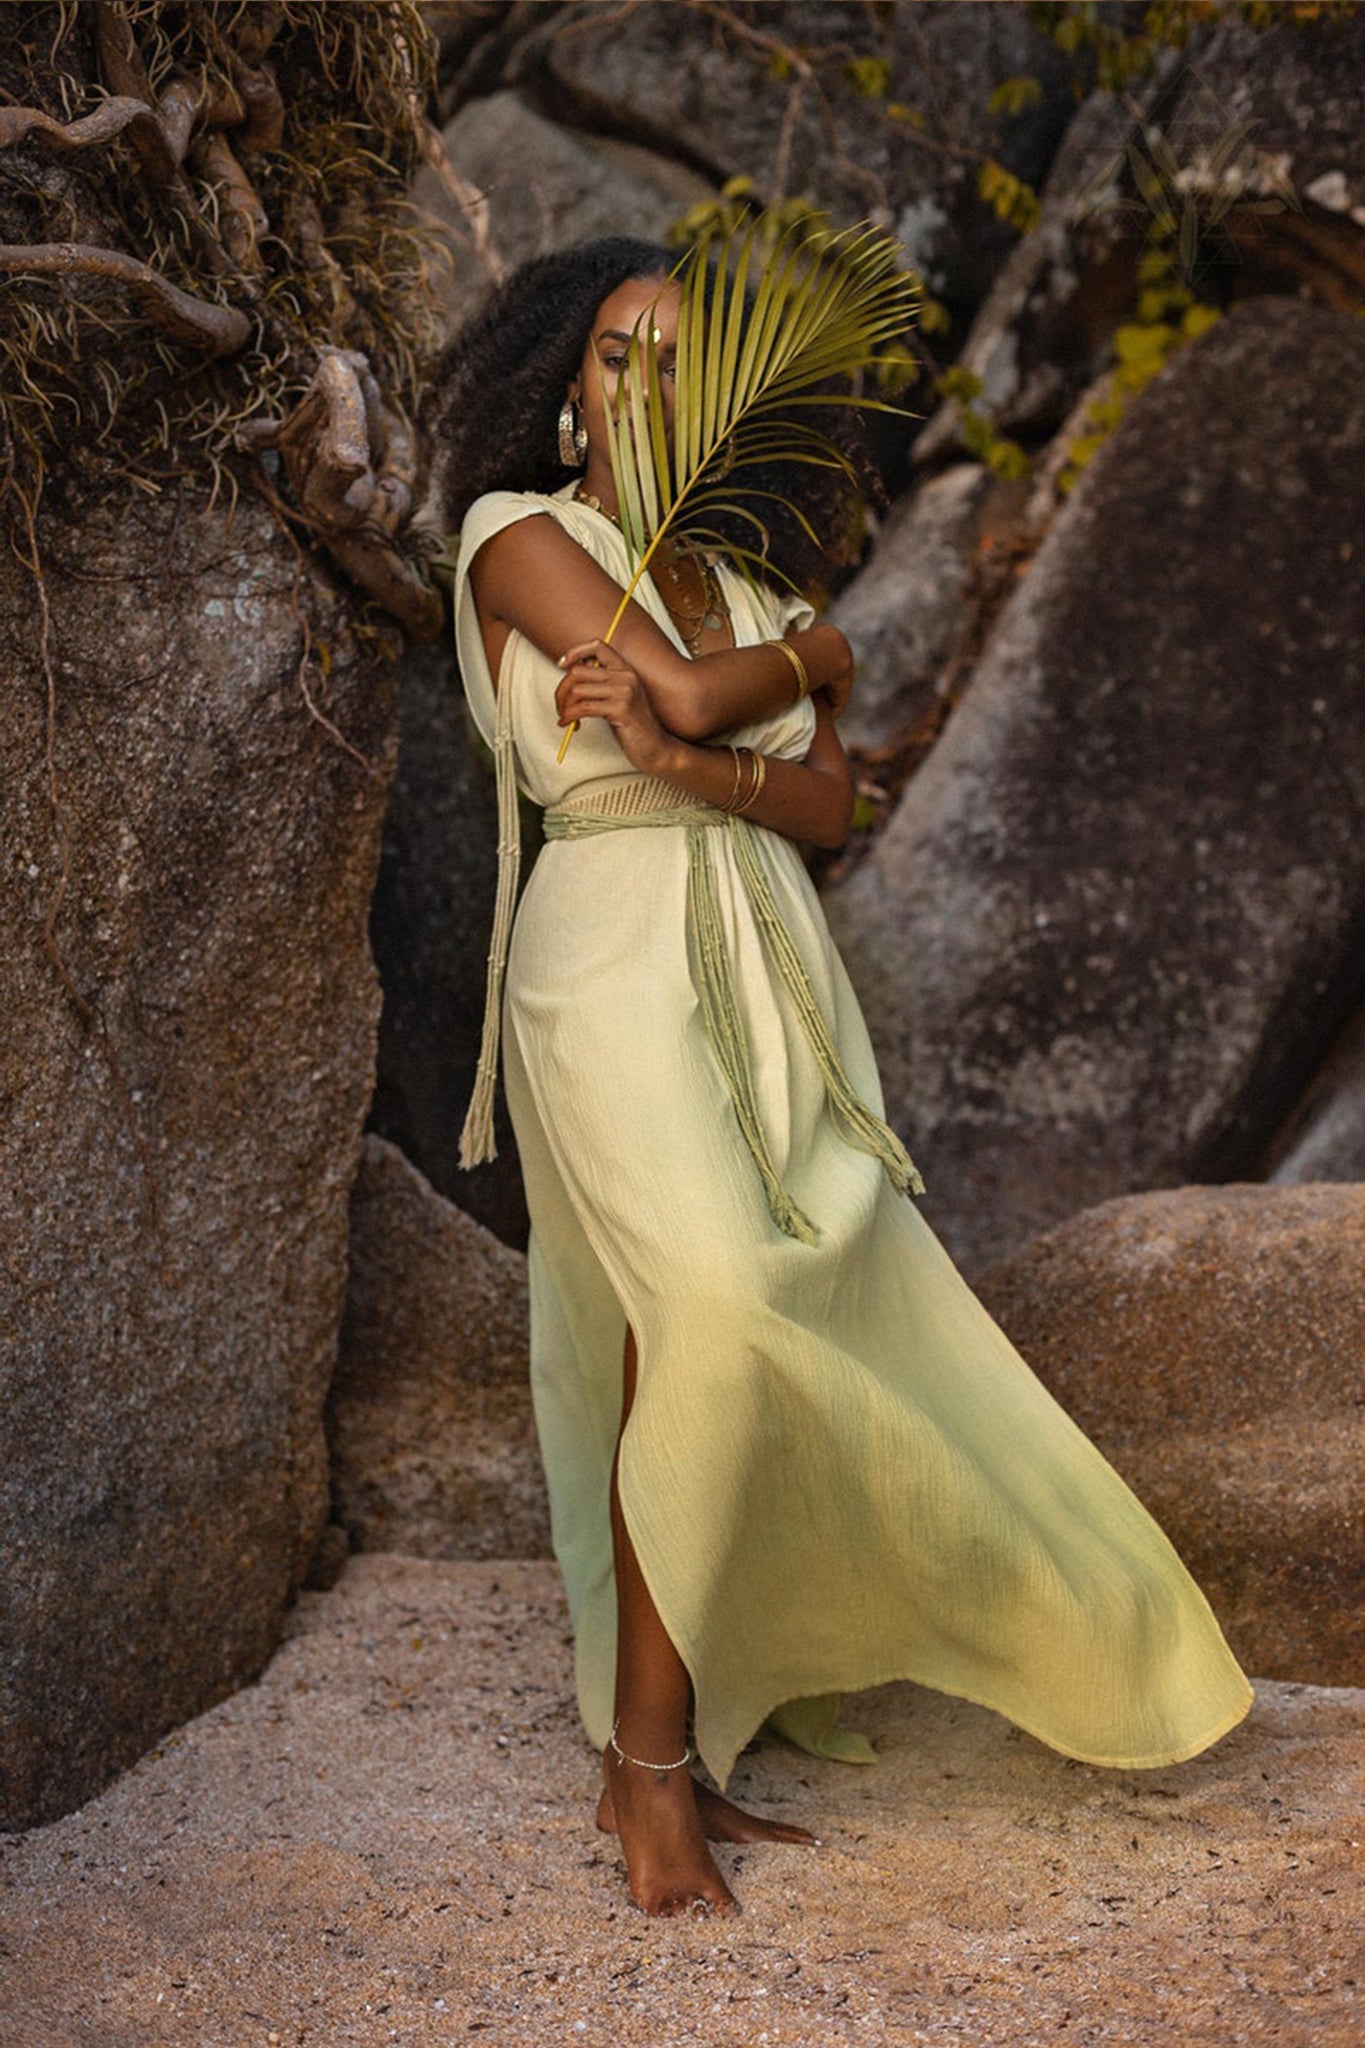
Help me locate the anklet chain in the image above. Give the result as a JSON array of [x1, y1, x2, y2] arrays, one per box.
[[608, 1718, 693, 1773]]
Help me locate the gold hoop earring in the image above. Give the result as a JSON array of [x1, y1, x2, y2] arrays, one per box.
[[558, 398, 588, 468]]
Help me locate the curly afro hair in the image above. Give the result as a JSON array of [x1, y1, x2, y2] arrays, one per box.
[[422, 235, 883, 602]]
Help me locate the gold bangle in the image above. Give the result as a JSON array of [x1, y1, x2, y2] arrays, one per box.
[[733, 747, 767, 815], [723, 743, 745, 813], [747, 750, 769, 811], [765, 636, 810, 704]]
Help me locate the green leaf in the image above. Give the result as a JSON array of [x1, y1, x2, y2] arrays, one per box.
[[938, 365, 983, 402], [589, 206, 919, 648], [977, 158, 1039, 232], [1181, 303, 1221, 341], [1113, 320, 1171, 365], [988, 74, 1045, 117], [1126, 141, 1176, 234], [845, 56, 892, 98]]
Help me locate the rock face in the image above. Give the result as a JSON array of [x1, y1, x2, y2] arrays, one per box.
[[975, 1184, 1365, 1688], [1265, 1005, 1365, 1186], [830, 463, 1000, 754], [421, 0, 1076, 340], [416, 89, 712, 335], [912, 8, 1365, 469], [0, 493, 397, 1831], [367, 643, 529, 1247], [329, 1136, 546, 1560], [1163, 8, 1365, 307], [503, 0, 1075, 325], [909, 83, 1150, 466], [828, 296, 1365, 1275]]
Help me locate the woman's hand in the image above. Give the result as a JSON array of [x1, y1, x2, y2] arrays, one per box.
[[556, 639, 676, 776], [555, 640, 853, 846]]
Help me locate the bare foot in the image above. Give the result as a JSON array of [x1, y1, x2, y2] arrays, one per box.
[[599, 1774, 817, 1847], [602, 1752, 740, 1917]]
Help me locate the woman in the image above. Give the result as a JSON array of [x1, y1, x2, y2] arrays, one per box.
[[429, 237, 1253, 1920]]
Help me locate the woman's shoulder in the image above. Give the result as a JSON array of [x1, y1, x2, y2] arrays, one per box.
[[460, 485, 555, 538], [457, 482, 591, 562]]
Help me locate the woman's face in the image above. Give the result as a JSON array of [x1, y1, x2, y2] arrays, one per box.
[[569, 273, 681, 464]]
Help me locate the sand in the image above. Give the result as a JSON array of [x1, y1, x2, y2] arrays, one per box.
[[2, 1556, 1360, 2046]]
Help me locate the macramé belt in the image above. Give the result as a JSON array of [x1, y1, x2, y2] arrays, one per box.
[[459, 752, 925, 1245]]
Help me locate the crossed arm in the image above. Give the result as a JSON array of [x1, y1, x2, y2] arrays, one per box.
[[469, 513, 856, 849]]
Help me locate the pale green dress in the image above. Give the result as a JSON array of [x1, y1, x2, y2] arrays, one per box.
[[451, 481, 1253, 1792]]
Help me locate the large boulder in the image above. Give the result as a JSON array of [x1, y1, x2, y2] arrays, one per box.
[[830, 463, 997, 753], [974, 1184, 1365, 1688], [827, 296, 1365, 1275], [367, 643, 529, 1247], [328, 1136, 546, 1560], [416, 89, 713, 335], [0, 494, 397, 1830], [503, 0, 1075, 325]]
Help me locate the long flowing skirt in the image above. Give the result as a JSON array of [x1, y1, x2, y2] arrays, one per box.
[[501, 819, 1252, 1790]]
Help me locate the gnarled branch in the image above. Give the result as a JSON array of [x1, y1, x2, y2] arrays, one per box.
[[0, 96, 179, 166], [0, 243, 251, 355], [91, 5, 238, 279], [240, 347, 442, 642]]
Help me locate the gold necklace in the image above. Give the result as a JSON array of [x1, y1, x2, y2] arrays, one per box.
[[572, 487, 730, 656], [572, 484, 621, 527], [656, 551, 731, 657]]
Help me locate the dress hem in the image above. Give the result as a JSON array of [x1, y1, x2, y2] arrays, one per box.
[[612, 1384, 1256, 1794], [695, 1664, 1256, 1792]]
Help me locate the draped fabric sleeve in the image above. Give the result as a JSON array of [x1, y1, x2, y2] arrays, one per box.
[[772, 586, 816, 637], [445, 490, 556, 1166], [449, 490, 556, 759]]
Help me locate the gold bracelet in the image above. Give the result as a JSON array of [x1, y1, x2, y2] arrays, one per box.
[[732, 747, 767, 815], [723, 743, 745, 812], [764, 636, 810, 704]]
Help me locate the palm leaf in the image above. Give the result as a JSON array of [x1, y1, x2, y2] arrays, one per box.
[[557, 209, 920, 759]]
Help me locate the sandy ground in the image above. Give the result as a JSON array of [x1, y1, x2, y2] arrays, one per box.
[[1, 1556, 1360, 2048]]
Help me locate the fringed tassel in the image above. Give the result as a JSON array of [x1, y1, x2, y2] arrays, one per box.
[[687, 826, 821, 1245], [730, 820, 927, 1199], [538, 796, 924, 1236], [459, 671, 521, 1169]]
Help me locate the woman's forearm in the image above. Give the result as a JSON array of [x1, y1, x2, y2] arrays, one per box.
[[553, 636, 855, 846], [472, 516, 852, 734], [651, 625, 850, 741], [633, 729, 854, 850]]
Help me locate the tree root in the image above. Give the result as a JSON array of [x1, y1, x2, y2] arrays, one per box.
[[3, 3, 442, 639], [0, 243, 251, 355], [0, 95, 183, 168], [240, 348, 444, 643]]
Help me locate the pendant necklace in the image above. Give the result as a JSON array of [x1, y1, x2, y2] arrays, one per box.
[[573, 485, 731, 658]]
